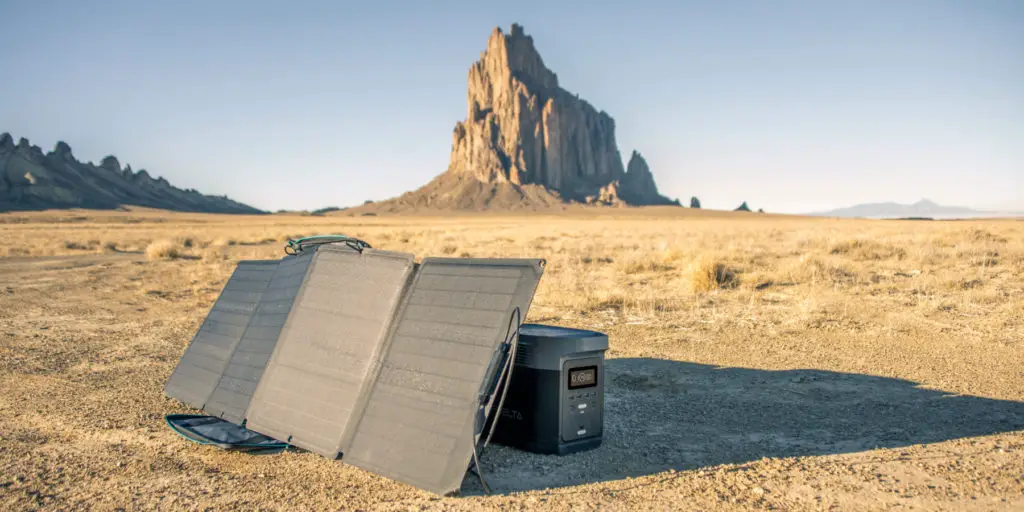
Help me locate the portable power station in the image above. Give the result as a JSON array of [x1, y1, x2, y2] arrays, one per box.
[[491, 324, 608, 455]]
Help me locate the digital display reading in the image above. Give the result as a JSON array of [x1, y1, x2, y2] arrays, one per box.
[[568, 366, 597, 389]]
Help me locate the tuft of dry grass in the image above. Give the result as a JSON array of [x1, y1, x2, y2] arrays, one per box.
[[212, 237, 237, 247], [790, 254, 859, 286], [145, 239, 185, 261], [945, 277, 985, 290], [201, 240, 231, 262], [828, 239, 906, 260], [63, 240, 90, 251], [967, 227, 1009, 244], [687, 256, 738, 293], [619, 256, 675, 275]]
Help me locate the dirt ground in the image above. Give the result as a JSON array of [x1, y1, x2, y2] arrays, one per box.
[[1, 209, 1022, 511]]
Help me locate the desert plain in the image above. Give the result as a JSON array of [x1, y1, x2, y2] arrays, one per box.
[[1, 207, 1022, 511]]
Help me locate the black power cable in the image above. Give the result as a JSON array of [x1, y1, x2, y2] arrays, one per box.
[[470, 306, 522, 494]]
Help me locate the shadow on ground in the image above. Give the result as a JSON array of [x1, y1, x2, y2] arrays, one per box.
[[464, 358, 1024, 494]]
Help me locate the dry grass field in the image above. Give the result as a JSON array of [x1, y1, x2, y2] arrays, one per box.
[[1, 207, 1023, 511]]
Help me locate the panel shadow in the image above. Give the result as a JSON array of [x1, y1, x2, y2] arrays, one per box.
[[465, 358, 1024, 494]]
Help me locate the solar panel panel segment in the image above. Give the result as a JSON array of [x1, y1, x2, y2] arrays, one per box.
[[164, 260, 278, 410], [243, 247, 416, 458], [342, 258, 544, 495], [204, 253, 314, 424]]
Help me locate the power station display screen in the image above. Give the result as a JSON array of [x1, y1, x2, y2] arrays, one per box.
[[568, 366, 597, 389]]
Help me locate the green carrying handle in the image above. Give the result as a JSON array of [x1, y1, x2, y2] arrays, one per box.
[[284, 235, 372, 255]]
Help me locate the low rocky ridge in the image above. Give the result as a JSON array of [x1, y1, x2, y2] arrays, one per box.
[[0, 133, 261, 213], [363, 24, 677, 213]]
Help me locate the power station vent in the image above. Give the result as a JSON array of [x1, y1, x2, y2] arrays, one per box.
[[514, 344, 533, 365]]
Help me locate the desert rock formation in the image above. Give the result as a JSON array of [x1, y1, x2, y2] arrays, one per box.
[[367, 24, 675, 212], [0, 133, 261, 213]]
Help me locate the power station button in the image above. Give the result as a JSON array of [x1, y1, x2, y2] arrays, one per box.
[[577, 403, 587, 409]]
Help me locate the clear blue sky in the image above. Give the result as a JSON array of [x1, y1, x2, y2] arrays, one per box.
[[2, 0, 1021, 212]]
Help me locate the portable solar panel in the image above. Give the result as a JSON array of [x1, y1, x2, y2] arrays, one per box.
[[243, 246, 416, 457], [165, 243, 547, 496], [164, 260, 279, 409], [342, 257, 545, 496]]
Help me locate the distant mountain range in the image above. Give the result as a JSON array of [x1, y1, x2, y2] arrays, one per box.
[[0, 132, 262, 213], [810, 199, 1021, 219]]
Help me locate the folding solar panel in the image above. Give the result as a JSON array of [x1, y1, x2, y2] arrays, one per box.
[[164, 260, 278, 409], [342, 257, 545, 495], [164, 243, 547, 496], [203, 253, 314, 424], [244, 246, 416, 457]]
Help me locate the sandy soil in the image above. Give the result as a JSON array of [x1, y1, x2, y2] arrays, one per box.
[[1, 210, 1022, 511]]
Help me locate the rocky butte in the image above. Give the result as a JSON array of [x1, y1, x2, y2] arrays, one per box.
[[366, 23, 676, 212], [0, 133, 261, 213]]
